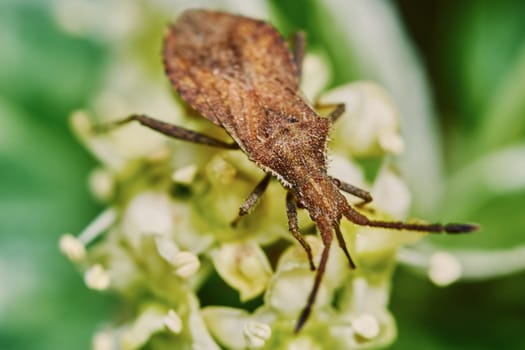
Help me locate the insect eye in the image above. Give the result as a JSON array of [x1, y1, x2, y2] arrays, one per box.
[[288, 116, 298, 123]]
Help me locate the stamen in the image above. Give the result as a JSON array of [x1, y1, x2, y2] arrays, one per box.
[[84, 264, 111, 290], [172, 251, 200, 278], [59, 234, 87, 262], [428, 251, 462, 286], [243, 321, 272, 348], [89, 168, 115, 201], [59, 208, 116, 262], [78, 208, 117, 244]]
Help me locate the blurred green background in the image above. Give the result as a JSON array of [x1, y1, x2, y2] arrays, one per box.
[[1, 0, 524, 349]]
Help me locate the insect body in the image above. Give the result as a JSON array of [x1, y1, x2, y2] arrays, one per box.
[[102, 9, 477, 333]]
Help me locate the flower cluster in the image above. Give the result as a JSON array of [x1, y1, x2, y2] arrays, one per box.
[[60, 51, 424, 348], [54, 2, 437, 349]]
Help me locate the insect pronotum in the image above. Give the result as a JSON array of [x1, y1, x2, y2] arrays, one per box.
[[97, 9, 478, 333]]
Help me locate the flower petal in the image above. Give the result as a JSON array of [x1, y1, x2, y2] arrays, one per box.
[[122, 192, 173, 248], [321, 82, 404, 156], [202, 307, 251, 350], [211, 242, 272, 301], [120, 304, 167, 350]]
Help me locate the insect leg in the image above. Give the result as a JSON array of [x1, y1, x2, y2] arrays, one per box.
[[327, 103, 346, 122], [295, 219, 333, 333], [286, 192, 315, 271], [313, 102, 346, 122], [343, 206, 479, 234], [330, 176, 373, 206], [333, 223, 356, 269], [291, 31, 306, 78], [231, 174, 272, 227], [94, 114, 239, 149]]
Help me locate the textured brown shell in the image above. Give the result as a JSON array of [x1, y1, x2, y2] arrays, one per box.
[[162, 9, 331, 183]]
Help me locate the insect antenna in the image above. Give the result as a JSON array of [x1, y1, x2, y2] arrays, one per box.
[[344, 206, 479, 234], [90, 114, 239, 149]]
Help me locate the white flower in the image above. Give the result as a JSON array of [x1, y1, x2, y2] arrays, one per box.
[[120, 304, 169, 350], [265, 267, 329, 317], [202, 307, 274, 350], [168, 201, 215, 254], [264, 236, 339, 319], [202, 307, 250, 350], [121, 192, 173, 248], [211, 242, 272, 301], [321, 82, 404, 156]]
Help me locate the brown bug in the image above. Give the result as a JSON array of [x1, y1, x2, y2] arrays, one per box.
[[99, 9, 478, 332]]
